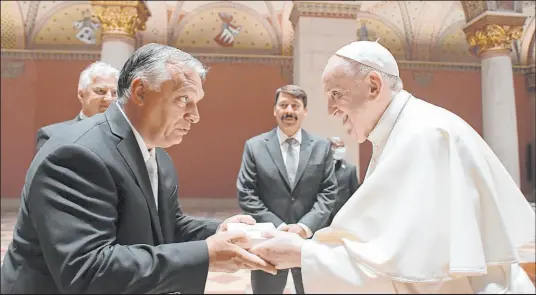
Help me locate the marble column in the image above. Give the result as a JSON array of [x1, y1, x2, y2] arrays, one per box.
[[90, 1, 151, 70], [463, 12, 527, 188], [290, 2, 361, 175]]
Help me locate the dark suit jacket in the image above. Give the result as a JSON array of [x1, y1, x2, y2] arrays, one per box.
[[35, 114, 82, 153], [1, 103, 219, 294], [237, 128, 337, 234], [328, 159, 360, 225]]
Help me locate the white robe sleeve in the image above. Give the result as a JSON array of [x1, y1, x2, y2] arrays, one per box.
[[300, 126, 535, 292], [301, 240, 399, 293]]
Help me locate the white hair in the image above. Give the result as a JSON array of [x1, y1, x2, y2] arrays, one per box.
[[355, 63, 403, 94], [117, 43, 209, 105], [336, 57, 404, 95], [78, 61, 119, 90]]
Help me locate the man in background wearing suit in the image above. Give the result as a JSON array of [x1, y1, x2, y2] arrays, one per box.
[[237, 85, 337, 294], [1, 43, 275, 294], [327, 136, 360, 225], [35, 61, 119, 152]]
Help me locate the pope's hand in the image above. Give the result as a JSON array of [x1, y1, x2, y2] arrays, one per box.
[[217, 214, 256, 233], [206, 231, 277, 275], [249, 230, 305, 270], [279, 223, 308, 239]]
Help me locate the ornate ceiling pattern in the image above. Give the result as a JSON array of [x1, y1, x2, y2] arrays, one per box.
[[1, 1, 534, 64]]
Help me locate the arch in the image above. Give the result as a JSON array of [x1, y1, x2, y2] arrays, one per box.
[[520, 16, 535, 64], [529, 34, 535, 64], [460, 1, 488, 23], [264, 1, 283, 53], [279, 1, 294, 56], [30, 1, 101, 50], [30, 1, 83, 46], [16, 1, 27, 43], [431, 19, 478, 63], [356, 11, 409, 59], [173, 1, 280, 54]]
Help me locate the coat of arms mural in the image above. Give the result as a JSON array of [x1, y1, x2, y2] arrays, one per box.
[[213, 12, 241, 47], [73, 9, 99, 45]]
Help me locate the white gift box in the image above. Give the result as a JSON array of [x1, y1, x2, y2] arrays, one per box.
[[226, 222, 276, 246]]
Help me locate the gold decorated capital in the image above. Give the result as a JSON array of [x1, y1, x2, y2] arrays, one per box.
[[462, 11, 527, 57], [90, 1, 151, 38], [466, 24, 523, 56]]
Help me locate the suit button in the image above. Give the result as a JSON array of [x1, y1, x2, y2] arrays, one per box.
[[291, 197, 295, 202]]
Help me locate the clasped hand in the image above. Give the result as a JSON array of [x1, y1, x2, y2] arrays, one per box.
[[279, 223, 308, 239], [207, 215, 305, 274], [206, 214, 277, 274], [249, 230, 305, 270]]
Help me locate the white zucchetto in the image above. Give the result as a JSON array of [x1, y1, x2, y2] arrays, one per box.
[[335, 41, 400, 77]]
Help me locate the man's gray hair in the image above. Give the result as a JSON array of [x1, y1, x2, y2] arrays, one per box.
[[78, 61, 119, 90], [117, 43, 209, 105]]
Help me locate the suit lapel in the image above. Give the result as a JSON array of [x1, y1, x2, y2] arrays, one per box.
[[264, 129, 292, 190], [156, 148, 175, 243], [293, 130, 313, 191], [107, 104, 164, 244]]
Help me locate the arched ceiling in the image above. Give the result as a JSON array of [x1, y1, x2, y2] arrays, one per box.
[[1, 1, 25, 49], [171, 2, 281, 55], [32, 2, 102, 49], [1, 1, 534, 64]]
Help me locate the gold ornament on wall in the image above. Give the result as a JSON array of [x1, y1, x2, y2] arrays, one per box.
[[466, 24, 524, 56], [90, 1, 150, 38]]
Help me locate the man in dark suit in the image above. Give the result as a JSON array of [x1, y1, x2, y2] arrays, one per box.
[[35, 61, 119, 152], [237, 85, 337, 294], [327, 136, 360, 225], [1, 43, 275, 294]]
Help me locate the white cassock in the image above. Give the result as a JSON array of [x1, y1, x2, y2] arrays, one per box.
[[301, 90, 536, 293]]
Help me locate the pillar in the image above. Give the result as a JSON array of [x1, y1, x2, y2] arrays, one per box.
[[90, 1, 151, 70], [527, 71, 536, 202], [463, 11, 527, 188], [290, 2, 361, 175]]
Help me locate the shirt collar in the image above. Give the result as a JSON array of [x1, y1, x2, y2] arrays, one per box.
[[367, 90, 411, 145], [277, 127, 302, 146], [79, 110, 88, 120], [115, 102, 154, 163]]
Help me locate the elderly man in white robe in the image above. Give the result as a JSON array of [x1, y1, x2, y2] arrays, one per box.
[[250, 41, 536, 294]]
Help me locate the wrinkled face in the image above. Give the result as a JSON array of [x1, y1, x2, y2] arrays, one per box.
[[79, 75, 118, 117], [131, 65, 204, 149], [273, 92, 307, 135], [322, 56, 382, 143]]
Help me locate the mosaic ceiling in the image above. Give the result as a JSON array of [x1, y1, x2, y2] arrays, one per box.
[[1, 1, 535, 64]]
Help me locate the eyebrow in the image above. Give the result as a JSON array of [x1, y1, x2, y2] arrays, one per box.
[[324, 87, 340, 93], [173, 85, 199, 97], [94, 83, 116, 88]]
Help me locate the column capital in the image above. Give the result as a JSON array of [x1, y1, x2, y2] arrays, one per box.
[[462, 11, 526, 57], [289, 1, 360, 29], [90, 0, 151, 39]]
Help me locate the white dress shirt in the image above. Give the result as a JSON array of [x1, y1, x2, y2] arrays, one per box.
[[116, 103, 159, 210], [275, 127, 313, 238], [78, 110, 88, 120]]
